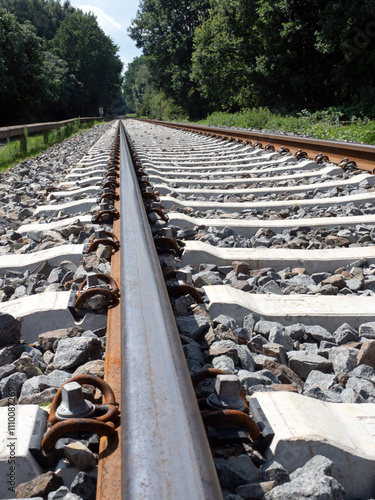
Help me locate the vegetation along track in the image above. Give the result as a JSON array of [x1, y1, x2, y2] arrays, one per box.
[[1, 118, 375, 499]]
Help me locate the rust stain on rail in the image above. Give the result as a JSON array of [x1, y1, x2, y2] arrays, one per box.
[[96, 191, 122, 499]]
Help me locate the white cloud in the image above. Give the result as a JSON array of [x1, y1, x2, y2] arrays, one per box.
[[77, 5, 121, 30]]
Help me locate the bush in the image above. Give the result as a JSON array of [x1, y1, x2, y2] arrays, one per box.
[[196, 108, 375, 145]]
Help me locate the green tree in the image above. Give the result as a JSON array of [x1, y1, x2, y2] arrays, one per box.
[[0, 0, 73, 40], [191, 0, 375, 115], [39, 51, 84, 120], [50, 10, 123, 115], [191, 0, 259, 111], [252, 0, 336, 111], [313, 0, 375, 116], [128, 0, 210, 117], [123, 56, 152, 115], [0, 7, 45, 124]]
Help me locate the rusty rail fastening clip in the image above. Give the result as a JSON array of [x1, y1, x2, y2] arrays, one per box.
[[265, 143, 275, 152], [99, 189, 120, 204], [136, 168, 148, 178], [105, 170, 119, 179], [295, 149, 308, 159], [139, 181, 158, 201], [164, 269, 203, 303], [315, 152, 330, 163], [147, 207, 168, 222], [102, 179, 120, 190], [154, 236, 180, 253], [74, 273, 119, 310], [108, 159, 120, 170], [41, 374, 118, 454], [339, 157, 357, 169], [167, 283, 202, 303], [201, 410, 261, 441], [278, 146, 290, 155], [191, 368, 261, 443], [93, 202, 120, 223], [87, 230, 120, 253]]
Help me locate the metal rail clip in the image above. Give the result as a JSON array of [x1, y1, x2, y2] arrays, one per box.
[[315, 152, 330, 163], [99, 188, 120, 204], [74, 272, 119, 310], [41, 374, 118, 453], [164, 269, 202, 303], [339, 157, 357, 169], [295, 149, 308, 159], [192, 368, 261, 444], [93, 202, 120, 223], [87, 230, 120, 253]]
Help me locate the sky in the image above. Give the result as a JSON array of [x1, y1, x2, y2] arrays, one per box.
[[69, 0, 143, 71]]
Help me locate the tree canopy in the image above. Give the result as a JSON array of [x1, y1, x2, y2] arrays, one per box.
[[0, 0, 123, 125], [128, 0, 210, 117], [0, 8, 44, 122], [51, 10, 123, 117], [126, 0, 375, 119]]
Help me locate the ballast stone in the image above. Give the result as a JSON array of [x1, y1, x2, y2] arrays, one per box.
[[53, 337, 102, 370], [215, 454, 259, 490], [70, 470, 97, 500], [264, 458, 345, 499], [175, 313, 211, 339], [0, 313, 21, 346], [19, 369, 73, 400], [259, 460, 290, 485], [287, 351, 332, 380], [47, 486, 83, 500], [357, 339, 375, 367], [359, 322, 375, 339], [0, 371, 27, 398]]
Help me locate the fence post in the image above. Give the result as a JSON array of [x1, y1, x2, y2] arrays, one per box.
[[20, 130, 27, 154]]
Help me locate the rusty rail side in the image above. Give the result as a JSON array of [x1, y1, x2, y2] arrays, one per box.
[[136, 118, 375, 173], [96, 123, 122, 500], [119, 120, 223, 499]]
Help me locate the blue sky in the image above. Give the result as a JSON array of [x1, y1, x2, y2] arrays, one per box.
[[69, 0, 143, 71]]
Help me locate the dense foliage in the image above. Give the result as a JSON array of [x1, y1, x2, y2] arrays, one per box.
[[128, 0, 210, 118], [125, 0, 375, 120], [199, 108, 375, 144], [0, 0, 123, 125]]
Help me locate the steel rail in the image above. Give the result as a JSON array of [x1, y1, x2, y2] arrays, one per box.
[[96, 125, 122, 500], [118, 121, 223, 499], [137, 118, 375, 173]]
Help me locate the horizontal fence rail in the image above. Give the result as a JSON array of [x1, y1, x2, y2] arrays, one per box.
[[0, 117, 101, 153], [0, 117, 100, 140]]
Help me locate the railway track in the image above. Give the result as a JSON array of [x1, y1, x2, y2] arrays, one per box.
[[0, 118, 375, 499]]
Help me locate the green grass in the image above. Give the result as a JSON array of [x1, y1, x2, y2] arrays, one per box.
[[0, 120, 105, 173], [196, 108, 375, 145]]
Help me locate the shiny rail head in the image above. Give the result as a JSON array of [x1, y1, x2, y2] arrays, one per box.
[[118, 121, 223, 500]]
